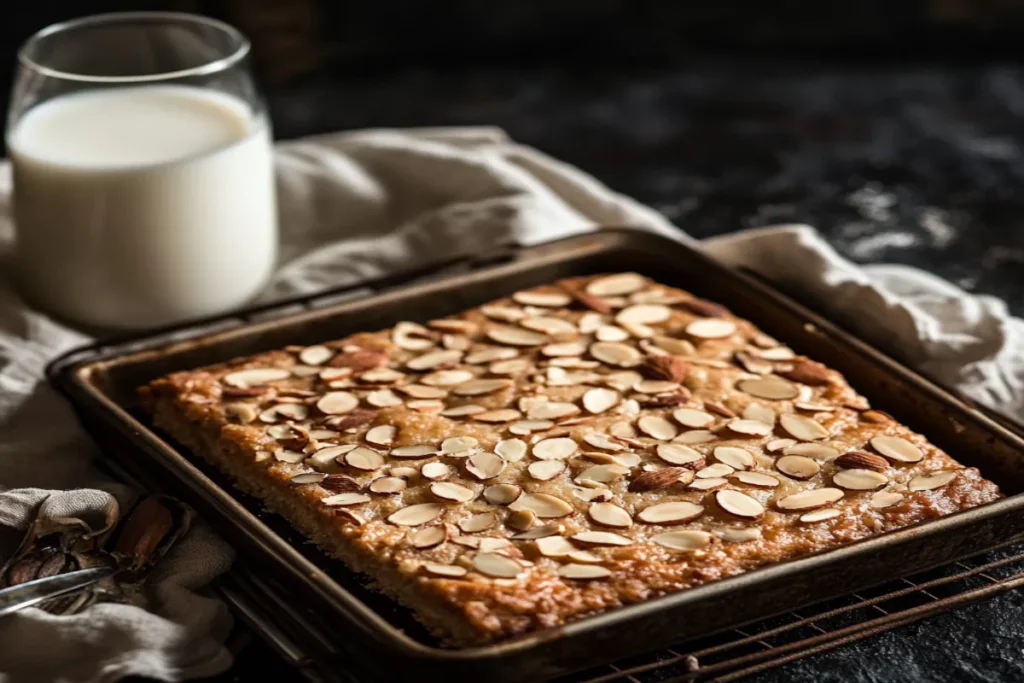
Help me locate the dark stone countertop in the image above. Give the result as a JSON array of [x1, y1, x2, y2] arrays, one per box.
[[216, 61, 1024, 683]]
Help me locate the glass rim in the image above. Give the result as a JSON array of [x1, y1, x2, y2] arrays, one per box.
[[17, 11, 251, 84]]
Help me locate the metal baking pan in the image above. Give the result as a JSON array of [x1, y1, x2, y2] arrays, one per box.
[[47, 228, 1024, 683]]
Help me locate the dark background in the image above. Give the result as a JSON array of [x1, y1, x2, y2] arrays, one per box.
[[6, 3, 1024, 682]]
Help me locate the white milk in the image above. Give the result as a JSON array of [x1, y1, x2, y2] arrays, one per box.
[[9, 85, 277, 329]]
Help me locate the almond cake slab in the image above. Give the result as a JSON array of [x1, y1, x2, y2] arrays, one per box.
[[139, 272, 1001, 646]]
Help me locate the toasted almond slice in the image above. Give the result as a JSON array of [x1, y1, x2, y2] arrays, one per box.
[[583, 433, 625, 451], [574, 487, 613, 502], [541, 341, 590, 358], [559, 564, 611, 579], [428, 319, 477, 335], [406, 349, 463, 372], [322, 492, 370, 506], [440, 436, 479, 456], [495, 439, 528, 462], [590, 342, 642, 367], [421, 563, 468, 578], [442, 334, 472, 351], [366, 425, 397, 446], [482, 305, 526, 322], [616, 304, 671, 326], [369, 476, 407, 493], [834, 468, 889, 491], [870, 435, 924, 463], [800, 508, 841, 523], [777, 487, 845, 511], [512, 523, 562, 540], [273, 449, 306, 464], [528, 402, 580, 420], [513, 290, 572, 307], [509, 493, 574, 518], [870, 491, 905, 509], [464, 452, 505, 480], [576, 463, 630, 485], [909, 470, 957, 491], [714, 446, 755, 470], [795, 401, 836, 413], [473, 409, 522, 423], [589, 502, 632, 528], [533, 437, 579, 461], [224, 367, 291, 388], [653, 530, 712, 551], [430, 481, 475, 503], [574, 312, 604, 333], [487, 326, 546, 346], [319, 367, 352, 381], [298, 345, 333, 366], [407, 399, 444, 413], [697, 463, 735, 478], [755, 345, 797, 360], [596, 325, 630, 342], [727, 419, 773, 437], [766, 438, 797, 453], [572, 530, 633, 546], [483, 484, 521, 505], [783, 443, 840, 461], [637, 501, 704, 525], [458, 513, 497, 534], [344, 447, 385, 471], [291, 472, 327, 485], [577, 388, 618, 415], [656, 443, 704, 466], [650, 335, 695, 356], [775, 455, 820, 480], [742, 402, 776, 425], [390, 444, 437, 459], [737, 376, 799, 401], [306, 444, 355, 470], [466, 347, 519, 364], [779, 413, 829, 441], [359, 367, 405, 384], [521, 316, 578, 337], [715, 489, 765, 518], [393, 321, 435, 351], [451, 536, 481, 549], [735, 351, 774, 375], [267, 424, 300, 440], [536, 535, 577, 557], [473, 553, 524, 578], [529, 460, 567, 481], [673, 430, 717, 445], [390, 466, 419, 479], [453, 378, 513, 396], [732, 471, 780, 488], [610, 452, 642, 468], [420, 462, 450, 480], [586, 273, 646, 296], [367, 389, 403, 408], [634, 380, 681, 395], [621, 321, 656, 339], [440, 404, 485, 417], [689, 477, 728, 491], [262, 403, 309, 423], [637, 415, 679, 441], [411, 526, 447, 549], [685, 319, 737, 339], [716, 527, 763, 542], [489, 358, 532, 375], [672, 409, 715, 429], [421, 369, 475, 386]]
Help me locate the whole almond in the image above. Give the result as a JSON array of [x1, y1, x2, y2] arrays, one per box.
[[629, 467, 695, 492], [641, 355, 689, 383], [563, 285, 613, 314], [328, 349, 389, 372], [320, 474, 363, 493], [678, 298, 729, 318], [834, 451, 889, 472], [860, 410, 893, 424], [777, 359, 831, 386]]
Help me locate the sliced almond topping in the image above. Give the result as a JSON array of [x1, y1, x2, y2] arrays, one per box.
[[714, 446, 755, 470], [766, 438, 797, 453], [512, 523, 562, 540], [616, 304, 671, 326], [737, 376, 799, 401], [589, 341, 642, 368], [533, 437, 579, 461], [732, 471, 780, 488], [489, 358, 532, 375], [521, 316, 578, 337], [367, 389, 403, 408], [495, 439, 528, 462], [441, 404, 485, 417], [459, 513, 497, 533], [800, 508, 841, 523], [576, 463, 630, 485], [322, 492, 370, 507], [621, 321, 656, 339], [421, 563, 468, 579], [583, 433, 625, 451], [783, 443, 840, 461], [390, 444, 437, 459], [261, 404, 309, 423], [365, 425, 397, 446], [656, 443, 704, 467], [653, 530, 712, 551], [314, 391, 357, 415], [571, 530, 633, 547], [513, 290, 572, 307], [795, 402, 836, 413], [369, 476, 407, 493], [273, 449, 306, 464], [860, 410, 893, 424], [487, 326, 547, 347], [637, 415, 679, 441], [390, 466, 419, 479], [344, 447, 385, 471], [319, 367, 351, 381], [466, 347, 518, 364], [420, 462, 450, 480], [834, 468, 889, 491], [596, 325, 630, 342], [224, 403, 261, 424], [308, 444, 356, 470], [697, 463, 735, 478], [473, 553, 524, 579], [442, 334, 472, 351], [411, 526, 447, 549], [870, 435, 924, 463], [742, 402, 776, 425], [653, 335, 697, 356], [473, 409, 523, 423], [407, 399, 444, 413], [223, 367, 291, 388], [717, 527, 763, 543], [674, 430, 717, 445], [528, 402, 580, 420], [777, 487, 845, 511], [541, 341, 590, 358], [508, 493, 574, 518], [780, 413, 829, 441], [715, 489, 765, 518], [735, 351, 774, 375], [909, 470, 957, 491], [453, 378, 513, 396], [405, 349, 462, 372], [529, 460, 567, 481], [298, 345, 334, 366], [633, 380, 681, 395], [482, 305, 527, 322], [870, 491, 905, 509], [430, 481, 475, 503], [484, 484, 521, 505], [589, 502, 633, 528], [558, 563, 611, 579], [586, 273, 646, 296], [673, 408, 715, 429], [439, 436, 479, 457], [536, 535, 577, 557], [392, 321, 435, 351], [775, 455, 820, 480], [576, 388, 618, 416], [637, 501, 704, 525], [360, 367, 405, 384], [689, 477, 728, 491], [685, 319, 737, 339], [727, 419, 773, 437], [290, 472, 327, 485], [421, 369, 475, 386], [465, 452, 505, 479]]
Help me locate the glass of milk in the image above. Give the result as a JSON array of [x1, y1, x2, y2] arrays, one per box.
[[7, 12, 277, 329]]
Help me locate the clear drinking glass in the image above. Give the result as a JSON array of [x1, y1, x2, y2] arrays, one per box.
[[7, 12, 277, 330]]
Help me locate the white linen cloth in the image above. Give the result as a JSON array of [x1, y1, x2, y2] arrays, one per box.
[[0, 126, 1021, 682]]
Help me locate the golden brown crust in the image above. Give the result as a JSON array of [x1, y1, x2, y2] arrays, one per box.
[[140, 273, 1001, 646]]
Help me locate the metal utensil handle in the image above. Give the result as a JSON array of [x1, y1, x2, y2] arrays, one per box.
[[0, 567, 116, 618]]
